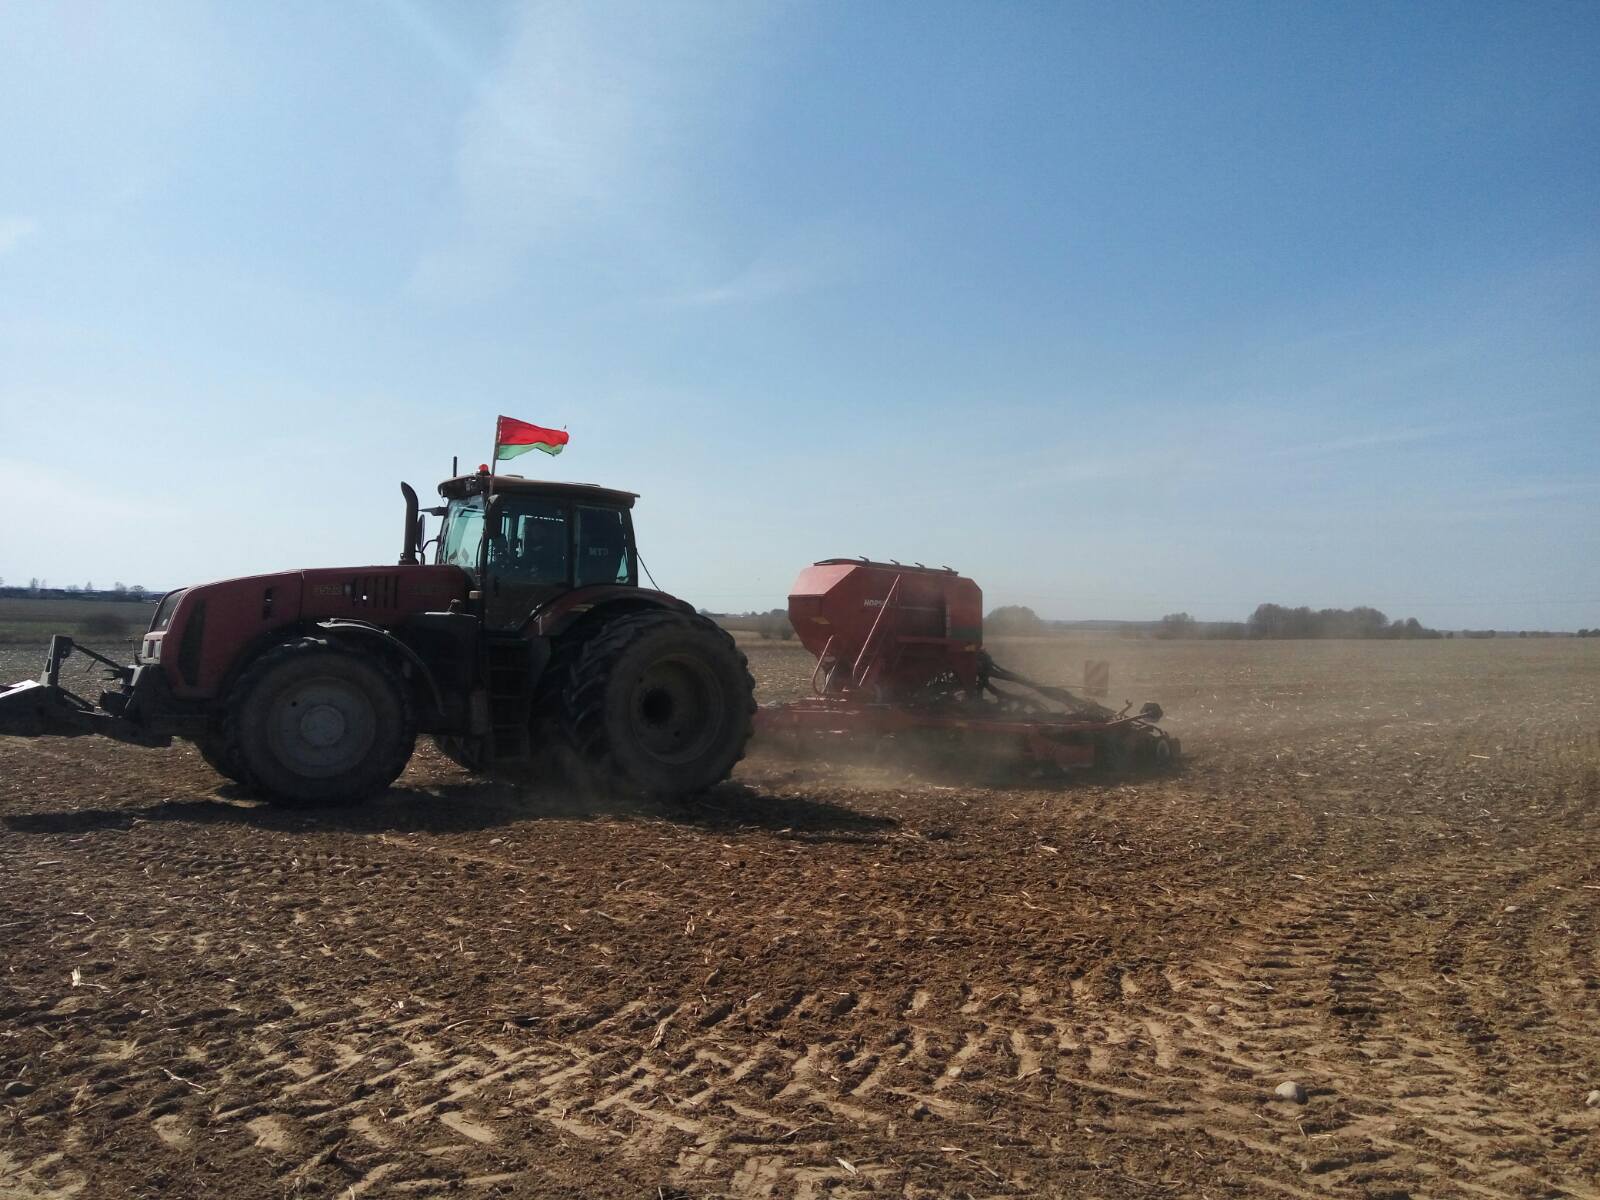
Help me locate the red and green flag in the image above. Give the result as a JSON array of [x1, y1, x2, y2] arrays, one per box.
[[495, 415, 568, 460]]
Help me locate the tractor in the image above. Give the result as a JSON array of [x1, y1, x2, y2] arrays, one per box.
[[0, 470, 756, 805]]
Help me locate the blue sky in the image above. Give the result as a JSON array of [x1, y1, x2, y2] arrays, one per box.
[[1, 1, 1596, 629]]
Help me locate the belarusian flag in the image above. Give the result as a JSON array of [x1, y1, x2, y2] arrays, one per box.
[[495, 415, 568, 460]]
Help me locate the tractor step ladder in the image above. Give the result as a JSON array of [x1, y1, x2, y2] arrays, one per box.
[[485, 635, 535, 763]]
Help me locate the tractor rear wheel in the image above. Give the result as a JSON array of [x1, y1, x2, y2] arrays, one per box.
[[560, 611, 754, 801], [226, 638, 416, 805]]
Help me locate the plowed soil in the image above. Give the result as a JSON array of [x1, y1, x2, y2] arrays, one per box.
[[2, 636, 1598, 1199]]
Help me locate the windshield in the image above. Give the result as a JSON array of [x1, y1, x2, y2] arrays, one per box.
[[149, 588, 187, 632], [438, 498, 485, 570]]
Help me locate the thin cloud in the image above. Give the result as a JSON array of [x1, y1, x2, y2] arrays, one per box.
[[1485, 479, 1600, 503], [1260, 423, 1460, 460], [998, 445, 1205, 491], [411, 0, 766, 303], [385, 0, 483, 84], [965, 410, 1505, 501], [647, 223, 868, 310], [0, 217, 37, 256], [658, 260, 824, 310]]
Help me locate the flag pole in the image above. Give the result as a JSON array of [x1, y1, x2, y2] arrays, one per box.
[[483, 419, 499, 588]]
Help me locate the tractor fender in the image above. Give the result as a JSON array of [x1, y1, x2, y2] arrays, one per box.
[[315, 620, 447, 718], [532, 587, 693, 639]]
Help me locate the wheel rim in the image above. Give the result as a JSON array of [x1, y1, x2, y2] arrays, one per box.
[[629, 653, 724, 765], [265, 674, 378, 778]]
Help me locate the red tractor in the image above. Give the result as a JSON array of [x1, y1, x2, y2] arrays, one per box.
[[0, 470, 755, 805]]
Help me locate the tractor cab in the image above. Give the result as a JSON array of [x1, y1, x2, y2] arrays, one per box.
[[433, 473, 639, 630]]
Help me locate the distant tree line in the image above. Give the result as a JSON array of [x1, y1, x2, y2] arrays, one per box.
[[989, 603, 1445, 640], [702, 608, 796, 640], [0, 580, 156, 602], [986, 605, 1046, 635], [1156, 604, 1443, 640], [752, 609, 796, 640], [706, 602, 1590, 641]]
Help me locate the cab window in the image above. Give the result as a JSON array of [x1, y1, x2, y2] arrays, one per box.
[[490, 497, 569, 583], [575, 505, 633, 586]]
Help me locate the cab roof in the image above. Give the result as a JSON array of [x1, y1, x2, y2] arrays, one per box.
[[437, 473, 638, 508]]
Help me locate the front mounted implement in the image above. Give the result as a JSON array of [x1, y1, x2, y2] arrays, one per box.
[[757, 559, 1178, 774], [0, 635, 173, 747]]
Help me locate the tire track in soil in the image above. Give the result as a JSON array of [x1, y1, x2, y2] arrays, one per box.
[[5, 798, 1598, 1200], [5, 806, 1598, 1199], [113, 866, 1590, 1199], [1118, 860, 1600, 1199], [180, 988, 1033, 1198]]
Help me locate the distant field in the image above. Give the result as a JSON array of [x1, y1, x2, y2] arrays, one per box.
[[0, 596, 156, 645]]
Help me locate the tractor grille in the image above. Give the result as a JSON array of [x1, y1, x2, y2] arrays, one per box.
[[348, 574, 399, 609]]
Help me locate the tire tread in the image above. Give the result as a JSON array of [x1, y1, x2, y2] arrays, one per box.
[[559, 610, 754, 801], [224, 636, 416, 806]]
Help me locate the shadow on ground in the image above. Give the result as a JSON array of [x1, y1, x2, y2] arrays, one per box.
[[751, 739, 1188, 794], [2, 778, 899, 839]]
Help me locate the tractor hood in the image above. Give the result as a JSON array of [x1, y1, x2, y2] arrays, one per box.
[[144, 565, 472, 698]]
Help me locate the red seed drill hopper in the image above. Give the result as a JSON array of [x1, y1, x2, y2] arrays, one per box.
[[758, 559, 1178, 772]]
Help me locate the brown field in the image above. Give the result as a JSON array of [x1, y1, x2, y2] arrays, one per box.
[[2, 634, 1598, 1199]]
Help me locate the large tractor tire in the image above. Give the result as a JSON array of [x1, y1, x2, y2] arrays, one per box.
[[526, 633, 586, 778], [225, 637, 416, 806], [194, 729, 247, 785], [560, 611, 754, 801]]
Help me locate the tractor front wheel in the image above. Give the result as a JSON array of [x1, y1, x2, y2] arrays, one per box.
[[226, 638, 416, 805], [194, 729, 247, 784], [561, 611, 754, 801]]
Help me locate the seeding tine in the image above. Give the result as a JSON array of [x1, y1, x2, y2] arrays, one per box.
[[985, 658, 1116, 720]]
